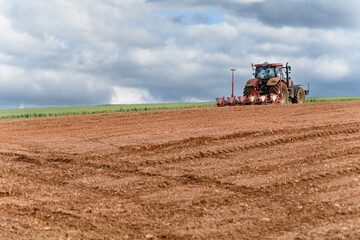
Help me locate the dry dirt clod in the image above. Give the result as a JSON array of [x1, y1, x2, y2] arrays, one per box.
[[145, 234, 154, 239]]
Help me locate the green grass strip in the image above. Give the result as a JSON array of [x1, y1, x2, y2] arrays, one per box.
[[306, 96, 360, 102], [0, 102, 216, 119]]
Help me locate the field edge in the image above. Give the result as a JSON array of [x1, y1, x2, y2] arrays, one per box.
[[0, 96, 359, 119]]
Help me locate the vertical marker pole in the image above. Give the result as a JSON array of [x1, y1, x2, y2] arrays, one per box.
[[231, 69, 236, 97]]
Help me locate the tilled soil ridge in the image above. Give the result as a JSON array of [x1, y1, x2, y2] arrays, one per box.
[[0, 101, 359, 239]]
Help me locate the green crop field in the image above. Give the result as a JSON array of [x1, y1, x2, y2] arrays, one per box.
[[0, 102, 216, 119], [306, 96, 360, 102], [0, 97, 359, 120]]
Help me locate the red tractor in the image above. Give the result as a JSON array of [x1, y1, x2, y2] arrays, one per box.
[[216, 62, 309, 106]]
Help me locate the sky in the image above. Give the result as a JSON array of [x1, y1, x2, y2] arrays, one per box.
[[0, 0, 359, 109]]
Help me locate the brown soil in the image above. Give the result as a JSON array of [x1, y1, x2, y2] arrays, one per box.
[[0, 101, 360, 240]]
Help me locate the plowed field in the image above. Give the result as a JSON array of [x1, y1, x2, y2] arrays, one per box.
[[0, 101, 360, 239]]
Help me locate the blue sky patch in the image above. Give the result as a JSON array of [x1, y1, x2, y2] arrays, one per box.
[[160, 10, 225, 25]]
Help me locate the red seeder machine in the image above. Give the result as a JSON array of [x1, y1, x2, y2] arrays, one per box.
[[216, 62, 309, 107]]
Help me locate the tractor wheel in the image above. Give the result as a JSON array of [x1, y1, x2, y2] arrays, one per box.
[[292, 87, 306, 104], [243, 87, 253, 97], [269, 82, 288, 104]]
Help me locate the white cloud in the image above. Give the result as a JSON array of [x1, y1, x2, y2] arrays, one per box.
[[295, 57, 350, 81], [0, 15, 40, 54], [129, 48, 160, 67], [0, 0, 358, 109], [0, 52, 12, 61], [182, 96, 211, 102], [111, 87, 158, 104], [185, 22, 238, 41], [0, 64, 26, 82]]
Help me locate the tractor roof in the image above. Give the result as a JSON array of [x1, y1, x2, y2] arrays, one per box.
[[254, 62, 283, 67]]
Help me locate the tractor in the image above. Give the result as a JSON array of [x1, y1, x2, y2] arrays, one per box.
[[216, 62, 309, 106]]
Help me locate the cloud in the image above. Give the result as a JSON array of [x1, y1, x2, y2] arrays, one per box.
[[294, 57, 350, 81], [233, 0, 360, 29], [0, 64, 112, 109], [111, 87, 158, 104], [0, 0, 359, 109], [149, 0, 360, 29]]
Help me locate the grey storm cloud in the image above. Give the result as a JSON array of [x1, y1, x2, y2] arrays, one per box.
[[0, 0, 359, 109], [149, 0, 360, 28], [224, 0, 360, 29]]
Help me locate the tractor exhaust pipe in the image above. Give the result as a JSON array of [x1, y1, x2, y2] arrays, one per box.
[[286, 62, 290, 88]]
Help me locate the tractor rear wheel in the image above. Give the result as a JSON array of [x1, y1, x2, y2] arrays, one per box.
[[243, 87, 253, 97], [292, 87, 306, 104], [269, 82, 288, 104]]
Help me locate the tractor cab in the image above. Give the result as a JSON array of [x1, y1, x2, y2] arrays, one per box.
[[253, 62, 287, 80], [255, 65, 276, 80]]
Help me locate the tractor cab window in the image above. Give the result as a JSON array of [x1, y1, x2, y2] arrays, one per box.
[[275, 67, 280, 77], [255, 66, 275, 79], [281, 68, 286, 79]]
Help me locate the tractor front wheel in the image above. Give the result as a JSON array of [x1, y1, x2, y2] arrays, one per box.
[[292, 87, 306, 104], [269, 82, 288, 104]]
